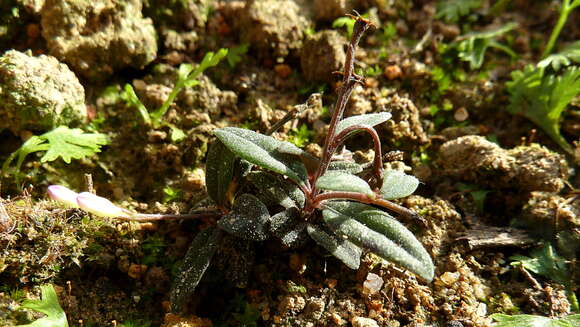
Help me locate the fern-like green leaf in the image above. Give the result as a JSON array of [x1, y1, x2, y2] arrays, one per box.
[[507, 65, 580, 154], [538, 40, 580, 71], [17, 284, 69, 327], [455, 23, 517, 69]]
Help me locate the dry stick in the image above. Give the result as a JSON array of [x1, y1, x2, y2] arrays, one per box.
[[312, 17, 373, 194], [266, 93, 322, 136]]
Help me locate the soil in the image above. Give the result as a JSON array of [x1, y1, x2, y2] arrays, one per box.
[[0, 0, 578, 326]]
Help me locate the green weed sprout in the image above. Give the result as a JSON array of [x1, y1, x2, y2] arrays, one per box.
[[542, 0, 580, 58], [17, 284, 69, 327], [123, 49, 228, 129], [2, 126, 109, 185], [490, 313, 580, 327]]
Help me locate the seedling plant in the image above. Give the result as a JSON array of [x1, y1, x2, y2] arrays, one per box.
[[170, 16, 434, 312], [44, 16, 434, 314]]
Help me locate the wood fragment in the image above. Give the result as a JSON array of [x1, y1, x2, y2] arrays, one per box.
[[456, 225, 536, 250]]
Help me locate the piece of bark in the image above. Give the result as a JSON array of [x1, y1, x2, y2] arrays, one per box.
[[456, 225, 536, 250]]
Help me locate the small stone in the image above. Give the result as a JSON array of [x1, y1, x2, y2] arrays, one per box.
[[274, 64, 292, 79], [362, 273, 384, 295], [384, 65, 403, 80], [454, 107, 469, 122], [352, 316, 379, 327], [0, 50, 87, 133], [301, 30, 346, 83], [127, 263, 148, 279]]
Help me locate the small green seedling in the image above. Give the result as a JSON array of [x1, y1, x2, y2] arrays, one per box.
[[123, 49, 228, 129], [510, 243, 578, 311], [17, 284, 69, 327], [542, 0, 580, 58], [2, 126, 108, 184], [170, 16, 434, 313], [453, 23, 517, 70]]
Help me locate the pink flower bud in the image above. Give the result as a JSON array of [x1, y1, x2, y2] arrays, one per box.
[[76, 192, 131, 218], [47, 185, 80, 208]]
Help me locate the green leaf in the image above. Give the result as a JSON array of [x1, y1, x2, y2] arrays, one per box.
[[205, 139, 237, 207], [335, 112, 392, 137], [332, 16, 356, 37], [17, 284, 69, 327], [2, 127, 108, 182], [436, 0, 481, 22], [247, 172, 305, 209], [316, 171, 374, 196], [328, 161, 363, 174], [170, 227, 220, 313], [307, 224, 362, 269], [218, 194, 270, 241], [39, 127, 108, 163], [490, 313, 580, 327], [510, 243, 570, 286], [227, 43, 249, 68], [214, 127, 308, 186], [538, 40, 580, 71], [380, 170, 420, 200], [507, 65, 580, 154], [270, 208, 308, 248], [322, 201, 434, 281], [455, 23, 517, 69], [288, 124, 313, 147], [122, 84, 151, 125]]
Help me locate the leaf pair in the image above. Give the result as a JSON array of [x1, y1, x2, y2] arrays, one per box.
[[316, 169, 419, 200], [321, 201, 434, 282]]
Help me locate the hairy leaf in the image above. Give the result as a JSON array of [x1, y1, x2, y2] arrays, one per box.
[[335, 112, 392, 136], [307, 224, 362, 270], [205, 139, 237, 207], [247, 172, 305, 209], [323, 201, 434, 281], [380, 170, 420, 200], [507, 65, 580, 154], [214, 127, 308, 186], [218, 194, 270, 241], [490, 313, 580, 327], [538, 40, 580, 71], [18, 284, 69, 327], [270, 207, 308, 248], [170, 227, 220, 313], [316, 171, 374, 196], [328, 161, 364, 174]]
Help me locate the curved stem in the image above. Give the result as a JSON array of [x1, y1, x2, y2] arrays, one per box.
[[542, 0, 574, 58], [332, 124, 384, 188], [312, 191, 424, 223]]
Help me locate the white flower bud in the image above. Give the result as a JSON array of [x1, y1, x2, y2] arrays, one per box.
[[47, 185, 80, 208], [76, 192, 131, 218]]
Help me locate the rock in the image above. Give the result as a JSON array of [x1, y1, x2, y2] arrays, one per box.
[[300, 30, 346, 83], [240, 0, 310, 58], [313, 0, 353, 22], [378, 94, 429, 149], [0, 50, 87, 133], [362, 273, 383, 295], [439, 136, 569, 192], [351, 316, 379, 327], [41, 0, 157, 81]]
